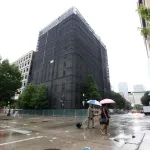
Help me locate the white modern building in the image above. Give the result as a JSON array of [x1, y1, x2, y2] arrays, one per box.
[[13, 50, 34, 94], [128, 92, 135, 107], [111, 84, 115, 91], [118, 82, 128, 100], [133, 84, 145, 92], [131, 84, 145, 105]]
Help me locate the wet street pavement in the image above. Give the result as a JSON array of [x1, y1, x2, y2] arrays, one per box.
[[0, 113, 150, 150]]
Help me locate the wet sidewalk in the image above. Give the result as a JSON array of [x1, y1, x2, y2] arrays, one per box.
[[0, 113, 150, 149]]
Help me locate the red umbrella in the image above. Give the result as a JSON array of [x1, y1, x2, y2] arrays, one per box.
[[100, 99, 116, 104]]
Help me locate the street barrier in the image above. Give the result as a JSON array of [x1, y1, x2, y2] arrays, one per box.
[[16, 109, 88, 118], [1, 109, 101, 127]]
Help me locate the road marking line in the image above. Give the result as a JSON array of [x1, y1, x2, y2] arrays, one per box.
[[0, 136, 43, 146]]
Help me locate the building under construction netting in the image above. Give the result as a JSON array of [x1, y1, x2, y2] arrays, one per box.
[[30, 7, 110, 109]]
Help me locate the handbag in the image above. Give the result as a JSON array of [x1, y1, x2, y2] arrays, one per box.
[[100, 118, 107, 125], [76, 122, 82, 129]]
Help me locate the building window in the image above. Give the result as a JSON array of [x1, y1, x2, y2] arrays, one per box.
[[62, 83, 65, 92], [54, 85, 57, 92], [63, 71, 66, 76], [64, 55, 66, 59], [25, 74, 28, 79], [64, 62, 66, 67], [28, 61, 30, 65], [24, 69, 25, 73], [29, 54, 31, 58], [26, 68, 29, 72]]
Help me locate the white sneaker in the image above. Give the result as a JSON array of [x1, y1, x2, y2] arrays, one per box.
[[105, 133, 110, 136], [100, 129, 105, 134]]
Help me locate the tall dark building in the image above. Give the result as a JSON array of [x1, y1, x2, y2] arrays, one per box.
[[31, 7, 110, 109]]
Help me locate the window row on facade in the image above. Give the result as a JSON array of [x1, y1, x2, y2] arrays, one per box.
[[22, 74, 28, 80], [20, 67, 29, 74], [53, 83, 82, 93], [18, 60, 30, 69], [15, 53, 32, 65], [22, 81, 27, 87]]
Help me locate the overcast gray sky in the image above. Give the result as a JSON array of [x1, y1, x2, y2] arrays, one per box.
[[0, 0, 149, 91]]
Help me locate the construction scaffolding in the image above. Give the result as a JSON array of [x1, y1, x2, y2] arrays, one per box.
[[32, 7, 110, 109], [38, 7, 106, 48]]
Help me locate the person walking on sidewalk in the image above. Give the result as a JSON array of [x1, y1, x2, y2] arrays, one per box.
[[87, 104, 95, 128], [100, 104, 110, 135]]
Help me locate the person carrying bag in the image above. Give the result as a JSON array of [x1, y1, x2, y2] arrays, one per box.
[[100, 104, 110, 135]]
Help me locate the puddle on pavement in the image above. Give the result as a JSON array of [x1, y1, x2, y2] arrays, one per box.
[[10, 129, 32, 134], [141, 127, 150, 130], [0, 129, 33, 139], [44, 148, 61, 150], [110, 133, 132, 147]]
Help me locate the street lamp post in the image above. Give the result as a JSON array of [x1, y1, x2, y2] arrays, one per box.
[[7, 101, 11, 116], [50, 60, 54, 108], [60, 95, 64, 109], [82, 93, 85, 109]]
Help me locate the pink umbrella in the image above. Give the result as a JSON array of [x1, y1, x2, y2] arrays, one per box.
[[100, 99, 116, 104]]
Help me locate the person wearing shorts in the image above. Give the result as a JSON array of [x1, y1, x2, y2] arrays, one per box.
[[100, 104, 109, 135]]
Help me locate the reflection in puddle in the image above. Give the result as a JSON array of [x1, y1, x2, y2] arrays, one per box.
[[133, 126, 141, 132], [110, 133, 131, 147], [10, 129, 32, 134]]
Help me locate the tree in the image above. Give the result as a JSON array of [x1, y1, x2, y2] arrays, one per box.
[[0, 60, 22, 105], [19, 83, 48, 109], [126, 101, 132, 110], [108, 91, 125, 109], [134, 104, 143, 110], [30, 84, 48, 109], [141, 91, 150, 106], [18, 82, 36, 109], [108, 91, 132, 110], [137, 5, 150, 21], [137, 5, 150, 36], [84, 75, 102, 100]]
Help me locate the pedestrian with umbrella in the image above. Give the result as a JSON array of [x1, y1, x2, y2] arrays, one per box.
[[100, 99, 115, 135], [87, 100, 101, 128], [76, 100, 101, 129]]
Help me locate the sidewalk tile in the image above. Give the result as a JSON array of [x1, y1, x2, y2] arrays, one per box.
[[119, 144, 138, 150], [139, 141, 150, 150]]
